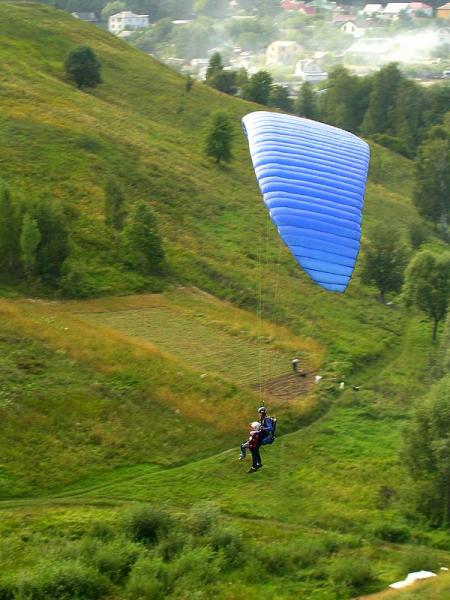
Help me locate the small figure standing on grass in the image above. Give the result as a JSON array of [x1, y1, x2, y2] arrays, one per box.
[[239, 421, 263, 473], [292, 358, 300, 373]]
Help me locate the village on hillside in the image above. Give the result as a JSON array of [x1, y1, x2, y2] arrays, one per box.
[[71, 0, 450, 88]]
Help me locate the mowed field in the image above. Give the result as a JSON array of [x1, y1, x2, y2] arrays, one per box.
[[76, 289, 322, 393]]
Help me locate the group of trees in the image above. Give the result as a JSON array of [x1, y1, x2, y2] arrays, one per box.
[[361, 226, 450, 341], [0, 186, 69, 285], [104, 179, 165, 276], [0, 181, 165, 294], [205, 57, 450, 163]]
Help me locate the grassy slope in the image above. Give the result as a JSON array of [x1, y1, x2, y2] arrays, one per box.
[[1, 3, 449, 599]]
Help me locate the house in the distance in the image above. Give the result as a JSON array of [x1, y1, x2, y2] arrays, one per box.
[[281, 1, 317, 15], [338, 19, 373, 37], [266, 41, 303, 65], [437, 2, 450, 18], [360, 3, 384, 17], [108, 11, 150, 34], [407, 2, 433, 16], [294, 58, 328, 82], [71, 12, 99, 23], [381, 2, 410, 18]]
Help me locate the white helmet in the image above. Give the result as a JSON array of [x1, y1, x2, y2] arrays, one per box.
[[251, 421, 261, 430]]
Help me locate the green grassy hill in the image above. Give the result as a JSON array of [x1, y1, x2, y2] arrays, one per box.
[[1, 3, 449, 599]]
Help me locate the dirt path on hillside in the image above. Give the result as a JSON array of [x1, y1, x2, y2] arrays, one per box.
[[249, 370, 315, 400]]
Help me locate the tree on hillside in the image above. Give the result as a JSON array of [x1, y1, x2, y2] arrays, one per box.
[[362, 63, 404, 137], [413, 129, 450, 233], [34, 201, 69, 282], [64, 45, 102, 90], [122, 202, 165, 274], [319, 66, 370, 133], [0, 185, 20, 277], [360, 225, 409, 302], [295, 82, 317, 120], [20, 214, 41, 280], [242, 70, 273, 106], [403, 250, 450, 341], [403, 377, 450, 526], [105, 179, 126, 234], [206, 55, 237, 96], [392, 79, 425, 155], [204, 110, 234, 165], [268, 85, 293, 113]]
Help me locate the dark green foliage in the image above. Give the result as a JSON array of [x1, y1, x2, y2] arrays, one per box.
[[319, 66, 370, 133], [362, 63, 404, 137], [122, 505, 172, 545], [409, 220, 429, 250], [64, 45, 102, 90], [370, 133, 412, 158], [208, 68, 238, 96], [15, 560, 110, 600], [126, 556, 169, 600], [210, 527, 244, 568], [268, 84, 293, 113], [295, 82, 317, 120], [329, 556, 375, 594], [204, 110, 234, 164], [122, 202, 165, 274], [91, 539, 140, 584], [20, 213, 41, 279], [104, 179, 126, 232], [206, 51, 223, 81], [360, 225, 409, 302], [242, 70, 273, 106], [393, 79, 426, 154], [33, 200, 69, 281], [413, 131, 450, 228], [371, 522, 410, 543], [401, 546, 441, 574], [0, 184, 20, 277], [403, 251, 450, 340], [187, 501, 220, 534]]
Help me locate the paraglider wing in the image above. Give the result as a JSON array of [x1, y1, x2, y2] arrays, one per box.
[[242, 111, 370, 292]]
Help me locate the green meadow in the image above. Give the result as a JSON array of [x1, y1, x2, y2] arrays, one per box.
[[0, 2, 449, 599]]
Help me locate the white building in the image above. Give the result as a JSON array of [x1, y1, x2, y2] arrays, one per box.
[[381, 3, 409, 18], [266, 41, 303, 66], [294, 59, 328, 82], [108, 11, 149, 34], [360, 3, 384, 16]]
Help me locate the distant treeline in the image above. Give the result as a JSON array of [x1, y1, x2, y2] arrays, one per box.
[[206, 58, 450, 159]]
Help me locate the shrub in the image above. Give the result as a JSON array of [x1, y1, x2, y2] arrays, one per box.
[[122, 505, 172, 545], [15, 560, 109, 599], [329, 556, 375, 593], [89, 521, 114, 541], [400, 546, 440, 574], [170, 546, 219, 588], [126, 556, 169, 600], [256, 544, 294, 576], [210, 526, 244, 568], [187, 501, 220, 535], [91, 539, 140, 584], [370, 134, 412, 158], [0, 577, 13, 600], [372, 522, 411, 544]]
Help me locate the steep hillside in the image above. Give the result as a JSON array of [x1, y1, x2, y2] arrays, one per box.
[[0, 1, 417, 370], [2, 5, 448, 600]]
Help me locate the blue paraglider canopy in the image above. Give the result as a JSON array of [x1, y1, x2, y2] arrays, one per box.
[[242, 111, 370, 292]]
